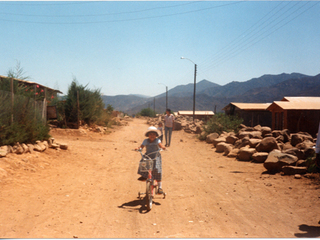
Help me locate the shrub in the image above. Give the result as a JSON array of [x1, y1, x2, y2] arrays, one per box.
[[306, 153, 320, 173], [0, 64, 50, 145], [64, 79, 104, 126], [139, 108, 156, 117], [203, 113, 243, 136]]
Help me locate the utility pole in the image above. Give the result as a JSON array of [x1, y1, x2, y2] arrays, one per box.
[[154, 97, 155, 117], [166, 86, 168, 110], [193, 64, 197, 122]]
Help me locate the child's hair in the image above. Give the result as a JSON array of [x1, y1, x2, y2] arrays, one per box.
[[158, 122, 163, 126]]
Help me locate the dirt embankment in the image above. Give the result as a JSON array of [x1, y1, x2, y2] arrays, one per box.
[[0, 118, 319, 238]]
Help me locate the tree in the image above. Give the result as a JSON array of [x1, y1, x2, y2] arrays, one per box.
[[106, 104, 114, 114], [64, 78, 105, 125], [139, 108, 156, 117]]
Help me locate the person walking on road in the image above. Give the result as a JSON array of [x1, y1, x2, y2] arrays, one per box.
[[164, 109, 174, 147]]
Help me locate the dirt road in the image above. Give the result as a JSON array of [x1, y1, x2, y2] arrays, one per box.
[[0, 118, 319, 238]]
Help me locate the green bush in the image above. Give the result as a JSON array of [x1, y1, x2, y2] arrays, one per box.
[[306, 153, 320, 173], [203, 113, 243, 136], [64, 79, 105, 126], [95, 109, 115, 128], [0, 64, 50, 145], [139, 108, 156, 117], [0, 90, 50, 145]]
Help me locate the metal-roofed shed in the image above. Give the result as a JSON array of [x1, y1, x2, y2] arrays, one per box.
[[177, 111, 214, 121], [267, 96, 320, 136], [223, 102, 272, 127]]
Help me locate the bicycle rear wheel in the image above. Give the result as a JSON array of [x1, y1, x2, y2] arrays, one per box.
[[146, 181, 153, 211]]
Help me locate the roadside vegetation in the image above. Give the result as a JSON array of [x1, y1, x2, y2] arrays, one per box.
[[200, 113, 243, 140], [137, 108, 156, 118], [0, 63, 118, 146], [0, 63, 50, 145], [51, 79, 116, 129]]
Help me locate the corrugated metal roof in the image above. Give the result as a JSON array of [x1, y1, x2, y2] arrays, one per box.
[[281, 96, 320, 103], [178, 111, 214, 115], [224, 102, 272, 110], [0, 75, 63, 94], [268, 100, 320, 110]]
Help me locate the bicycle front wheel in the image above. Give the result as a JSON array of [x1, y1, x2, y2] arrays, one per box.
[[146, 181, 153, 211]]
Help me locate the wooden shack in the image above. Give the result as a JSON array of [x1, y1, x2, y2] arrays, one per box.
[[223, 102, 272, 127], [267, 97, 320, 137], [0, 75, 63, 121]]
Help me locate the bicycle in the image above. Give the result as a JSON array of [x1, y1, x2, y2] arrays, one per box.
[[136, 148, 166, 211]]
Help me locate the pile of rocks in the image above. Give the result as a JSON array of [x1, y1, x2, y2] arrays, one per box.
[[206, 124, 316, 176], [147, 114, 205, 134], [0, 138, 68, 158]]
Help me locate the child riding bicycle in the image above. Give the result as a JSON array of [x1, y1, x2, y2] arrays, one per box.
[[135, 126, 166, 194]]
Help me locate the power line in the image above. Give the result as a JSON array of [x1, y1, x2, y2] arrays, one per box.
[[199, 1, 318, 75], [0, 1, 199, 18], [0, 1, 243, 25], [199, 1, 287, 68]]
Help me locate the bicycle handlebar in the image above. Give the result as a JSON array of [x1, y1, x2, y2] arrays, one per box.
[[135, 148, 163, 160]]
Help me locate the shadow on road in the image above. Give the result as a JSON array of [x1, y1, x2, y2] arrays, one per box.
[[294, 224, 320, 238], [118, 197, 161, 214]]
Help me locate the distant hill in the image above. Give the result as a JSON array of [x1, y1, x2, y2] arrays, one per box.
[[156, 79, 221, 98], [235, 73, 320, 103], [200, 73, 308, 98], [101, 95, 151, 112], [102, 72, 320, 114]]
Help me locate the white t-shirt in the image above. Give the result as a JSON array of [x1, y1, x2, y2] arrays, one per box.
[[164, 114, 174, 128]]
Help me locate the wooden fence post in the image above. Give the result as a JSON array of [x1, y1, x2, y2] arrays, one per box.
[[11, 78, 14, 125]]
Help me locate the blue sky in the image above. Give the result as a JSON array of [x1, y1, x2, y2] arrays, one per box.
[[1, 1, 320, 96]]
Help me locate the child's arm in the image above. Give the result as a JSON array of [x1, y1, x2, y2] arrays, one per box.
[[158, 142, 166, 150], [135, 145, 145, 151]]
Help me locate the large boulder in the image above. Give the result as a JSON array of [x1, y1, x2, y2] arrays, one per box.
[[227, 148, 240, 158], [252, 152, 269, 163], [291, 133, 313, 147], [59, 143, 68, 150], [0, 149, 7, 158], [249, 131, 263, 139], [234, 137, 250, 149], [216, 142, 232, 153], [174, 121, 182, 131], [256, 137, 279, 153], [261, 126, 272, 137], [239, 130, 262, 139], [282, 142, 294, 151], [0, 146, 10, 156], [295, 140, 314, 151], [249, 139, 261, 148], [238, 131, 251, 139], [263, 150, 298, 172], [27, 144, 34, 153], [34, 141, 46, 152], [21, 143, 29, 153], [237, 147, 256, 161], [14, 143, 24, 154], [282, 166, 307, 175], [282, 148, 304, 160], [224, 144, 233, 156], [253, 125, 262, 131], [212, 137, 226, 147], [226, 135, 238, 145], [206, 133, 219, 143]]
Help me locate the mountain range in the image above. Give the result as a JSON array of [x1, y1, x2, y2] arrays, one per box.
[[102, 72, 320, 115]]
